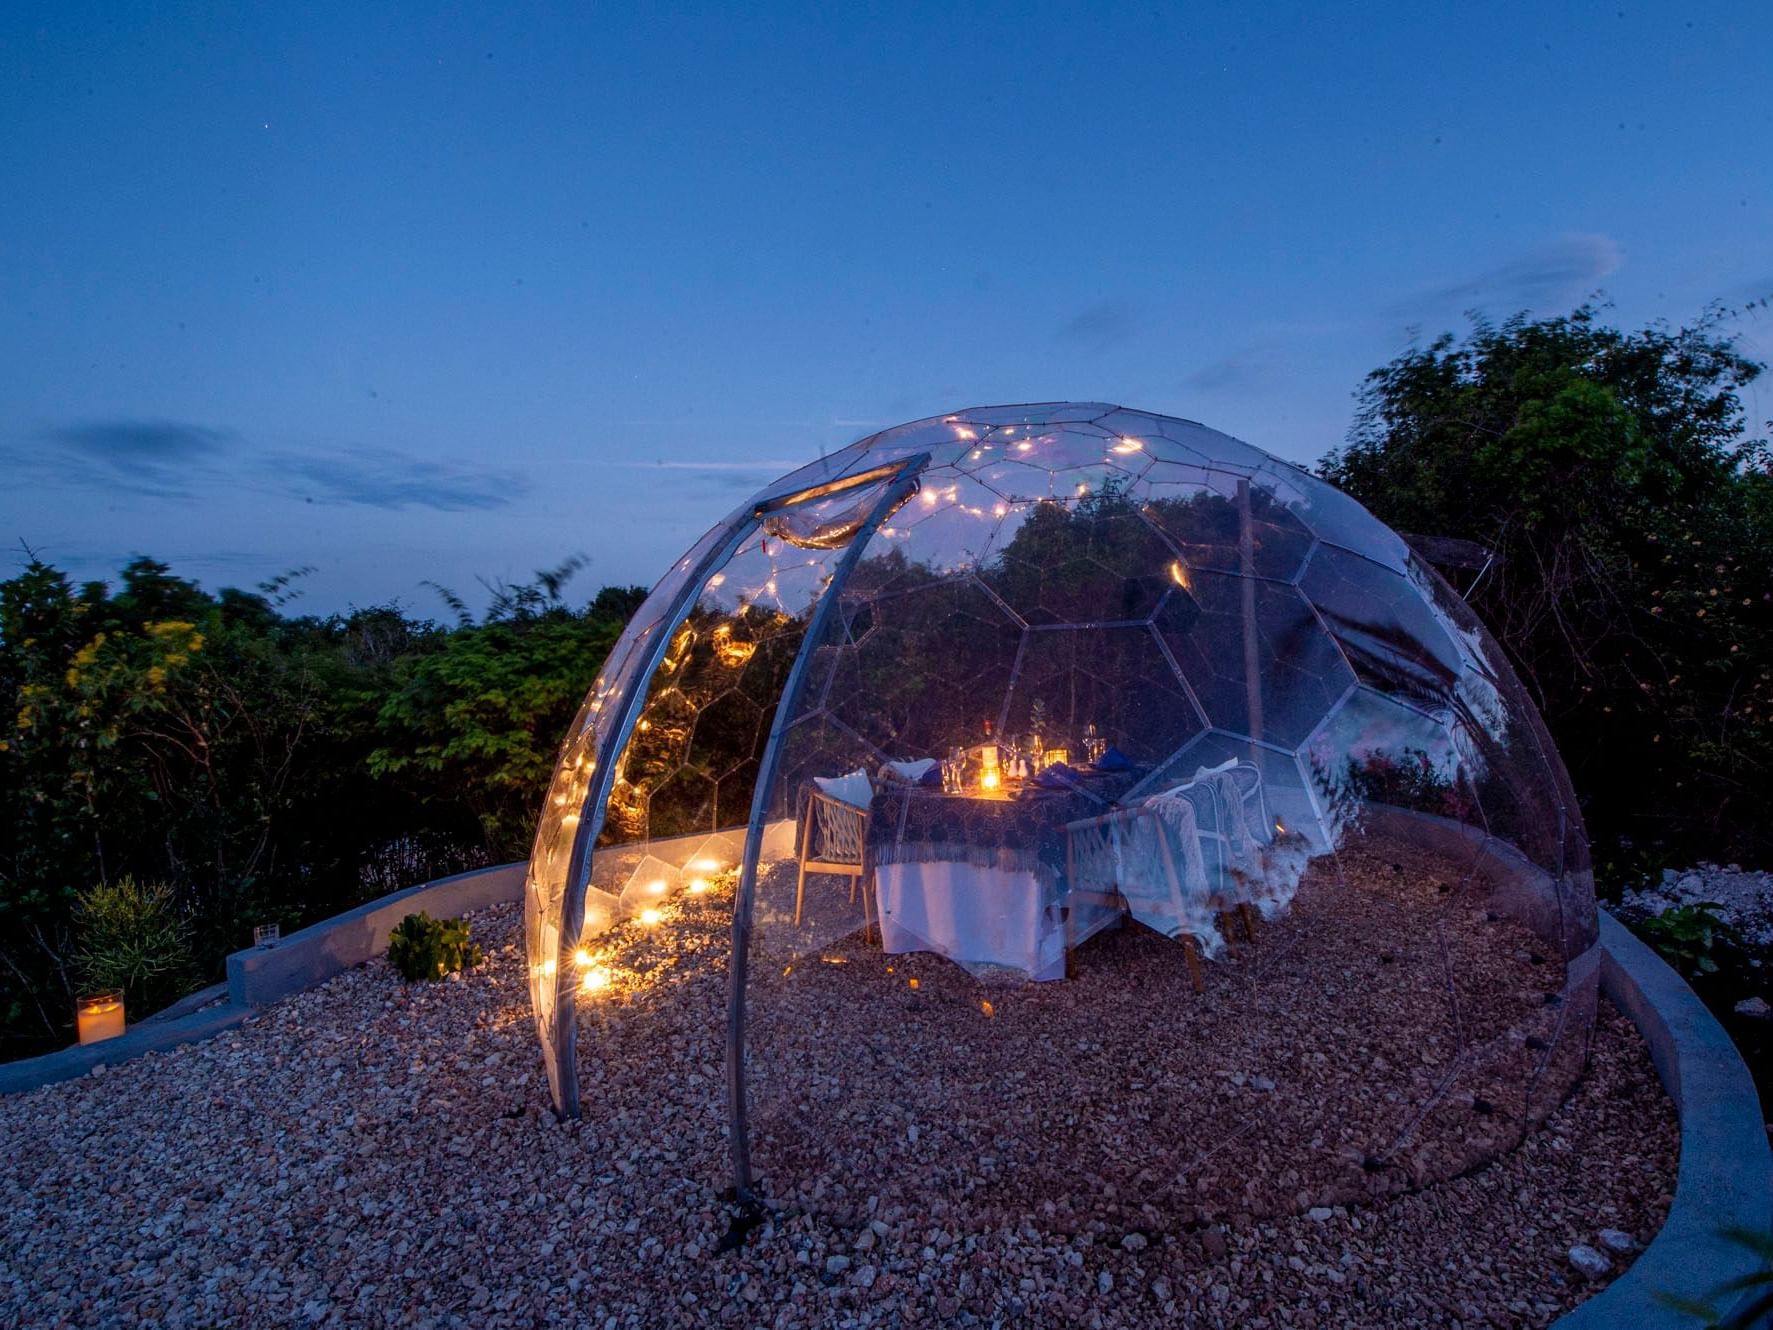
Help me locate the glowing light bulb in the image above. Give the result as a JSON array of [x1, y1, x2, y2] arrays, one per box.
[[573, 947, 594, 968], [690, 858, 722, 872], [581, 967, 611, 993], [981, 769, 1001, 791], [1168, 560, 1191, 590], [1113, 437, 1143, 454], [639, 907, 664, 927], [646, 879, 667, 895], [688, 877, 710, 894], [540, 958, 557, 977]]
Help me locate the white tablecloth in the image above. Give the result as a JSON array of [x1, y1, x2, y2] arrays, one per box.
[[875, 862, 1120, 981]]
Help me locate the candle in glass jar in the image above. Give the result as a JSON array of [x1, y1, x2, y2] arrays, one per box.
[[76, 990, 125, 1044]]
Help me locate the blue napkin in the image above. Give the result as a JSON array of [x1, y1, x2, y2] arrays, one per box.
[[1092, 745, 1133, 772], [918, 764, 943, 787], [1032, 761, 1081, 789]]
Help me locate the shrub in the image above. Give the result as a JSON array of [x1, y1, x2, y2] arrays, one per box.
[[387, 911, 483, 982], [73, 876, 199, 1017], [1631, 902, 1738, 978]]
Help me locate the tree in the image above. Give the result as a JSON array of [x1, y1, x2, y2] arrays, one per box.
[[369, 563, 628, 857], [1321, 305, 1772, 869]]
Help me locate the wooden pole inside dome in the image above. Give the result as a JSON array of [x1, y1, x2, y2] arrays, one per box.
[[1237, 478, 1263, 744]]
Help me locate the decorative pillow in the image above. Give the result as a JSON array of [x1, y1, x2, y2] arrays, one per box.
[[813, 769, 874, 809]]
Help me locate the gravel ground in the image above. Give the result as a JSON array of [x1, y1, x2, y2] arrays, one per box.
[[1, 847, 1675, 1329]]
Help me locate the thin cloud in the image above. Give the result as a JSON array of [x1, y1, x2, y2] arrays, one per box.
[[1056, 300, 1141, 351], [269, 450, 525, 511], [10, 418, 528, 512], [1184, 345, 1280, 393], [1389, 233, 1624, 320], [31, 420, 234, 497]]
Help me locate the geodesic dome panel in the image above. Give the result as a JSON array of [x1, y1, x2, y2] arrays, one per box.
[[524, 403, 1598, 1222]]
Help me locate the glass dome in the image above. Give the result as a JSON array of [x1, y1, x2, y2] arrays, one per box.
[[525, 403, 1598, 1227]]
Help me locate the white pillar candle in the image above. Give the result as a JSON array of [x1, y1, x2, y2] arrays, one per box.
[[76, 990, 125, 1044]]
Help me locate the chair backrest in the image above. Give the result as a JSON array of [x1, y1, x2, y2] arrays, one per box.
[[808, 788, 868, 866]]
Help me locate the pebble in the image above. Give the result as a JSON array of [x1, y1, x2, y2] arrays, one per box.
[[1735, 996, 1770, 1020], [1597, 1228, 1635, 1253], [1569, 1245, 1612, 1280], [1120, 1233, 1148, 1251]]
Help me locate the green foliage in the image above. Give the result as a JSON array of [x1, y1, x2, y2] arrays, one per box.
[[386, 911, 483, 982], [73, 876, 199, 1016], [0, 552, 637, 1057], [1321, 304, 1772, 864], [1653, 1225, 1773, 1328], [1631, 902, 1739, 978], [369, 562, 629, 857]]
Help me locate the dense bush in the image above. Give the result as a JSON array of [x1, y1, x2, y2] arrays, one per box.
[[73, 876, 199, 1017], [0, 555, 643, 1056], [386, 911, 483, 982], [1321, 304, 1771, 874]]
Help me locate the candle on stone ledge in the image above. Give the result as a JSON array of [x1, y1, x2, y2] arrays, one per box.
[[76, 989, 125, 1045]]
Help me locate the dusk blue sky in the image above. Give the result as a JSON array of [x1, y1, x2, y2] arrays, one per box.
[[3, 2, 1770, 615]]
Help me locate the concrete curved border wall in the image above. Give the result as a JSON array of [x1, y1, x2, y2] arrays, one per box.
[[1554, 912, 1772, 1329], [0, 861, 524, 1095], [1, 846, 1766, 1327]]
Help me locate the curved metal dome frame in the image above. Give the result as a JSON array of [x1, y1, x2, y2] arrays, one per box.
[[522, 403, 1597, 1206]]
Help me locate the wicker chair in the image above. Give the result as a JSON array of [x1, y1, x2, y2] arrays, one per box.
[[794, 785, 876, 938]]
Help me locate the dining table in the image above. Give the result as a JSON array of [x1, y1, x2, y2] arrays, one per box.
[[865, 767, 1139, 979]]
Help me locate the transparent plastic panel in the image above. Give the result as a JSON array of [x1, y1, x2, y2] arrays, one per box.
[[818, 579, 1023, 760], [1265, 459, 1413, 573], [1299, 543, 1465, 708], [1154, 574, 1355, 750], [987, 496, 1175, 625], [1000, 626, 1204, 766], [1139, 469, 1316, 582]]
